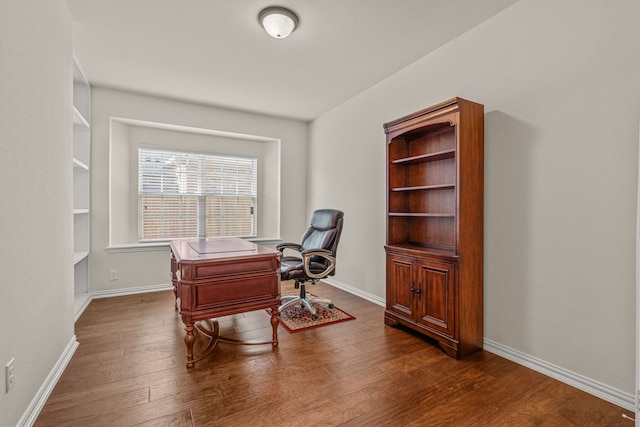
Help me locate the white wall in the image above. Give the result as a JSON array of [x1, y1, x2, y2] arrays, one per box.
[[309, 0, 639, 397], [90, 88, 309, 293], [0, 1, 74, 425]]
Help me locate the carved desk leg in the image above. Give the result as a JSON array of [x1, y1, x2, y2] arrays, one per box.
[[184, 322, 196, 369], [170, 252, 178, 309], [270, 304, 279, 347]]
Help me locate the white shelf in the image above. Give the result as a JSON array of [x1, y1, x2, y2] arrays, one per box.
[[74, 250, 89, 265], [73, 106, 90, 129], [73, 157, 89, 171], [74, 292, 91, 322]]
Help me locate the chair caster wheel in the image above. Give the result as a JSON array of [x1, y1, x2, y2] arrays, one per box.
[[312, 314, 319, 320], [328, 303, 334, 309]]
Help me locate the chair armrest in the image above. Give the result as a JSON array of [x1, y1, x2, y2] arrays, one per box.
[[301, 249, 336, 279], [276, 242, 302, 253]]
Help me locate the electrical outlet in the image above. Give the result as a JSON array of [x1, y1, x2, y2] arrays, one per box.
[[110, 270, 118, 281], [5, 358, 15, 393]]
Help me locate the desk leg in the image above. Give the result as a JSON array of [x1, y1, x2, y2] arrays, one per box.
[[184, 323, 196, 369], [270, 307, 279, 347], [183, 307, 279, 368]]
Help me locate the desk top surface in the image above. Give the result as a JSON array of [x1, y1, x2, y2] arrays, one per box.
[[170, 237, 279, 262]]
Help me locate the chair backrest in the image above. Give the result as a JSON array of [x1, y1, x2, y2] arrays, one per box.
[[300, 209, 344, 274]]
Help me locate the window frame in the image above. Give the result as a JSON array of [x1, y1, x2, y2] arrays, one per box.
[[137, 147, 258, 242]]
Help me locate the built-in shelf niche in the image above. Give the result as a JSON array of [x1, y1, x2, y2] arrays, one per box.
[[73, 57, 91, 319]]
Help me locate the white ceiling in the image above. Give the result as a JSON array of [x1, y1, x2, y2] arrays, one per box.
[[65, 0, 518, 122]]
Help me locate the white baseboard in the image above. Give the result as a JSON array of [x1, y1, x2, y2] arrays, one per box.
[[325, 279, 635, 412], [91, 283, 173, 299], [18, 336, 79, 427], [323, 278, 385, 307], [483, 338, 635, 412]]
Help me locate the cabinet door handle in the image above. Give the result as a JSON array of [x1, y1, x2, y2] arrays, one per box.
[[416, 287, 422, 297], [410, 287, 416, 293]]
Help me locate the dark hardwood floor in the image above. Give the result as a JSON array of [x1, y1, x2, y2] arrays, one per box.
[[36, 281, 633, 426]]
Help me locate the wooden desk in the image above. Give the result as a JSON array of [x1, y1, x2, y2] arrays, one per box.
[[170, 237, 281, 368]]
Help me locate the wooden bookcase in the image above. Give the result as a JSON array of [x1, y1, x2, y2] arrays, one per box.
[[383, 97, 484, 359]]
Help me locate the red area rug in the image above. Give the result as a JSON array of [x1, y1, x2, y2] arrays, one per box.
[[274, 295, 356, 333]]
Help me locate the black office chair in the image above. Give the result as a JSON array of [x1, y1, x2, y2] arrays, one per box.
[[277, 209, 344, 320]]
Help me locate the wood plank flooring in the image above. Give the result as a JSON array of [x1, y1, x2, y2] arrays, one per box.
[[36, 281, 633, 426]]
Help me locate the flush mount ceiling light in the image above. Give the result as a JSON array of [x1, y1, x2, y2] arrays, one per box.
[[258, 6, 299, 39]]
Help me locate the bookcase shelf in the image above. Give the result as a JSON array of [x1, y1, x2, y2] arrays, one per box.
[[384, 97, 484, 360], [74, 250, 90, 265], [73, 157, 89, 171], [388, 212, 455, 217], [391, 183, 455, 192], [391, 148, 456, 165], [73, 105, 90, 129]]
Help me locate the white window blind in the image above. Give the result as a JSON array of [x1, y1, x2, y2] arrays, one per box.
[[138, 148, 257, 240]]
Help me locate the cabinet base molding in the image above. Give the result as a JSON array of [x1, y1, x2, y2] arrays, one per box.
[[384, 310, 472, 360]]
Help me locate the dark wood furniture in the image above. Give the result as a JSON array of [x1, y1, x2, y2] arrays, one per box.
[[170, 237, 281, 368], [383, 97, 484, 359]]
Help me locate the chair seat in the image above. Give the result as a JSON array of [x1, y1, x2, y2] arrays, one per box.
[[281, 256, 331, 279]]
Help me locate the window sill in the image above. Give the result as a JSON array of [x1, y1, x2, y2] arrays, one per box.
[[106, 237, 283, 253]]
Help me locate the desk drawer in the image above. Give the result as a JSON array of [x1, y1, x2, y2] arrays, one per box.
[[189, 256, 279, 280], [184, 273, 279, 311]]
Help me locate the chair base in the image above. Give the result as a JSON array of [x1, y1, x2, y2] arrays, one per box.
[[278, 282, 333, 320]]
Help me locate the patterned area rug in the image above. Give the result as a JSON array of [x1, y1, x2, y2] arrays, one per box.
[[275, 294, 356, 333]]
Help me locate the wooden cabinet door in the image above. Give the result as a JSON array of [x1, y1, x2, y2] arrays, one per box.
[[386, 254, 415, 319], [415, 259, 456, 338]]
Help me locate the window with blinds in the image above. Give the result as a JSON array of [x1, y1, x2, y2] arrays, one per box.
[[138, 148, 257, 240]]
